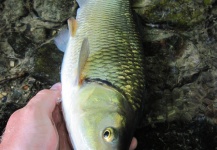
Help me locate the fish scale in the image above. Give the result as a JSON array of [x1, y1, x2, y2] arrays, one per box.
[[59, 0, 146, 149], [75, 0, 146, 110]]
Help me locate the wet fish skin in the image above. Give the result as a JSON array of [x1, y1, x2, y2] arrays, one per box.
[[77, 0, 146, 111], [60, 0, 146, 149]]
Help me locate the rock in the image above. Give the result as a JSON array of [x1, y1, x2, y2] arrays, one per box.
[[0, 58, 8, 75], [10, 90, 22, 101], [135, 119, 217, 150], [143, 27, 175, 42], [32, 42, 63, 84], [143, 28, 215, 124], [7, 32, 34, 58], [0, 0, 28, 27], [1, 96, 7, 102], [9, 60, 15, 67], [2, 92, 7, 96], [33, 0, 77, 22], [133, 0, 214, 28], [30, 28, 47, 43]]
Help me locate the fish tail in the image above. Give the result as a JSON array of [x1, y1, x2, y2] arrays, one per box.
[[76, 0, 87, 7]]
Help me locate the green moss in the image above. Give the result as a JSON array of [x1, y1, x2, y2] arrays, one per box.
[[136, 0, 206, 28], [203, 0, 212, 6]]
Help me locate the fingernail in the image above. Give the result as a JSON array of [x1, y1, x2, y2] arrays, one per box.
[[51, 82, 62, 90], [56, 97, 62, 103]]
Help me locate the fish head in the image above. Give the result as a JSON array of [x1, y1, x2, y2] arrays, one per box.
[[70, 83, 136, 150]]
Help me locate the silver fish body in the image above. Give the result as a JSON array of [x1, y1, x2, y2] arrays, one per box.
[[60, 0, 146, 149]]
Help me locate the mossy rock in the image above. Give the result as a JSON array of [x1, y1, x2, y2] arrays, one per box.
[[33, 42, 63, 84], [134, 0, 214, 29]]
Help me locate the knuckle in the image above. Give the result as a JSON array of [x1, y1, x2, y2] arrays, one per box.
[[36, 89, 50, 96], [27, 89, 51, 105], [9, 108, 24, 120]]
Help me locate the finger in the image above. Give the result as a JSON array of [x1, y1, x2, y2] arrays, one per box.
[[129, 137, 137, 150], [1, 109, 23, 141], [26, 84, 61, 116], [51, 83, 62, 103], [50, 82, 62, 91], [52, 104, 73, 149]]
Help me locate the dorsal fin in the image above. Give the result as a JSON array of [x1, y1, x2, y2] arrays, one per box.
[[76, 0, 87, 7], [77, 38, 90, 83]]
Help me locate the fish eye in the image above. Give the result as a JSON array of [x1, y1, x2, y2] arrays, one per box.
[[102, 127, 117, 142]]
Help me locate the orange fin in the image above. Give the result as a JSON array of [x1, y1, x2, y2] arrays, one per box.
[[68, 17, 78, 37]]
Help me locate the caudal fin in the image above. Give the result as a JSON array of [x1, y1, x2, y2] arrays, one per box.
[[76, 0, 87, 7], [54, 17, 78, 52], [54, 28, 69, 52]]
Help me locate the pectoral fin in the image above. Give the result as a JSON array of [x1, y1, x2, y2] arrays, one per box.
[[77, 38, 90, 84]]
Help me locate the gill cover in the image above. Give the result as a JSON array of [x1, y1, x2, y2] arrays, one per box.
[[72, 83, 135, 150]]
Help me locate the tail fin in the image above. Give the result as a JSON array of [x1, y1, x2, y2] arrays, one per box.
[[54, 28, 69, 52], [76, 0, 87, 7]]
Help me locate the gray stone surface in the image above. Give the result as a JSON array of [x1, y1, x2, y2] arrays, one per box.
[[0, 0, 28, 27], [33, 0, 76, 22], [0, 0, 77, 135], [133, 0, 214, 28]]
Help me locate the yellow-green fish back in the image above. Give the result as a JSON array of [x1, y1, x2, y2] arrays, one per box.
[[75, 0, 146, 111]]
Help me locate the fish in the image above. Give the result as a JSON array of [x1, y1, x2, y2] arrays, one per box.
[[55, 0, 146, 149]]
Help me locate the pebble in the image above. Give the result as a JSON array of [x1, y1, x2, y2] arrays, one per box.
[[0, 93, 3, 99], [2, 96, 7, 102], [10, 60, 15, 67], [2, 92, 7, 96], [22, 85, 29, 90]]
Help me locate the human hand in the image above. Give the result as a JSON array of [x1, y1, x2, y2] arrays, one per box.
[[129, 137, 137, 150], [0, 83, 71, 150], [0, 83, 137, 150]]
